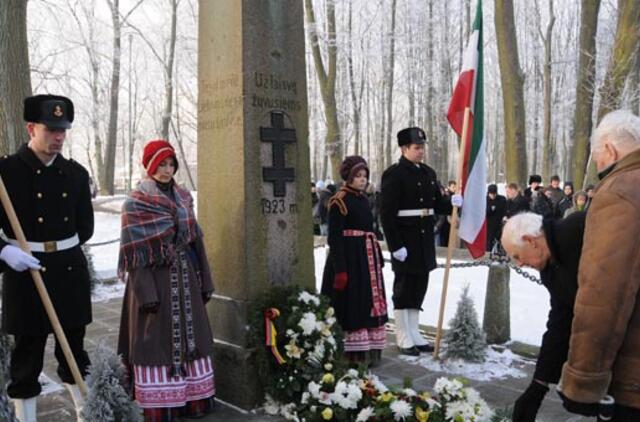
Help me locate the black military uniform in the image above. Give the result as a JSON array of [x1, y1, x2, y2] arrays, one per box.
[[380, 127, 452, 354], [0, 95, 93, 399], [486, 184, 507, 251]]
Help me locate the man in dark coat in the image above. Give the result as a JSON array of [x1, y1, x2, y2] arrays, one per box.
[[501, 211, 586, 421], [0, 95, 94, 420], [380, 127, 461, 355], [524, 174, 542, 205], [485, 184, 506, 251], [504, 182, 529, 220]]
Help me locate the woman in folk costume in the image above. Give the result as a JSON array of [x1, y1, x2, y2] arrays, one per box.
[[321, 156, 388, 365], [117, 140, 216, 422]]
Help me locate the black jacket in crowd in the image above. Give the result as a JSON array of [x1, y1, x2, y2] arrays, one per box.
[[380, 156, 451, 275], [505, 193, 530, 219], [0, 144, 94, 335], [486, 194, 507, 251], [535, 211, 586, 384]]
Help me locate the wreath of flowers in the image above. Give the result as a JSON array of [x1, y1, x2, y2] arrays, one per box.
[[251, 286, 499, 422], [249, 285, 345, 405]]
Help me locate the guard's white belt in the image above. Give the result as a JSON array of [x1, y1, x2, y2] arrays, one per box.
[[3, 234, 80, 253], [397, 209, 434, 217]]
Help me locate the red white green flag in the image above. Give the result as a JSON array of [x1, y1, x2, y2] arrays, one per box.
[[447, 0, 486, 258]]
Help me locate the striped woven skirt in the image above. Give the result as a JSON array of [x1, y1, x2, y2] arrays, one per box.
[[133, 356, 215, 409], [344, 325, 386, 352]]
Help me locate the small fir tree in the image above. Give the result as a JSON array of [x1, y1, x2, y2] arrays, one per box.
[[82, 341, 141, 422], [444, 285, 487, 362], [0, 333, 17, 422]]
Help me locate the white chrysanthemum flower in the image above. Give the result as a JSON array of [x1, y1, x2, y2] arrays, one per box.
[[356, 406, 374, 421], [298, 291, 320, 306], [308, 381, 321, 398], [369, 375, 388, 393], [402, 388, 417, 397], [390, 399, 412, 420], [301, 392, 310, 404], [347, 368, 359, 378], [445, 400, 477, 421], [298, 312, 317, 336], [346, 382, 363, 402], [318, 391, 332, 405], [311, 342, 326, 361]]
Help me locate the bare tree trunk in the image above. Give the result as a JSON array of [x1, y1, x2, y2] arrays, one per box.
[[539, 0, 556, 181], [0, 0, 32, 155], [425, 0, 435, 162], [347, 0, 361, 156], [384, 0, 397, 171], [571, 0, 600, 189], [495, 0, 528, 186], [104, 0, 122, 195], [161, 0, 178, 140], [304, 0, 341, 182]]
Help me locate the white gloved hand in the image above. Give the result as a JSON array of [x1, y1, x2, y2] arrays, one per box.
[[452, 194, 463, 207], [392, 247, 408, 262], [0, 245, 41, 272]]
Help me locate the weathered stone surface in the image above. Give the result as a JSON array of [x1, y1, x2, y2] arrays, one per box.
[[198, 0, 313, 409], [483, 263, 511, 344]]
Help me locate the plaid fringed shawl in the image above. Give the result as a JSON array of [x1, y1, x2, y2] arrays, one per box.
[[118, 179, 201, 279]]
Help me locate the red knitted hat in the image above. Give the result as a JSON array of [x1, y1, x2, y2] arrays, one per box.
[[142, 139, 177, 177]]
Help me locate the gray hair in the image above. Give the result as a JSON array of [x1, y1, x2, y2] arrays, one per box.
[[501, 212, 543, 247], [591, 110, 640, 154]]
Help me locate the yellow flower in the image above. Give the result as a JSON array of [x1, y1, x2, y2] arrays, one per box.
[[322, 373, 335, 384], [415, 406, 430, 422], [321, 407, 333, 420], [379, 391, 395, 402], [325, 307, 335, 318], [419, 392, 431, 402]]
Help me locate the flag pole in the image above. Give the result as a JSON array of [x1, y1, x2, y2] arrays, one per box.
[[433, 106, 472, 359]]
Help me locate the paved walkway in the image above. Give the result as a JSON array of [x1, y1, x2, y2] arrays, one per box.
[[31, 297, 588, 422]]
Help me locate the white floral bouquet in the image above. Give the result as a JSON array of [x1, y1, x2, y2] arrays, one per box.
[[250, 286, 345, 405]]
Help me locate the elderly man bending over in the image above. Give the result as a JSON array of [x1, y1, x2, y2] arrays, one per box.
[[558, 110, 640, 421], [501, 211, 586, 421]]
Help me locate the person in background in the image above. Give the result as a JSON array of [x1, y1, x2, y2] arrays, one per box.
[[117, 140, 216, 422], [546, 175, 564, 210], [311, 182, 320, 235], [501, 212, 586, 422], [438, 181, 457, 247], [316, 181, 332, 236], [524, 175, 542, 205], [504, 182, 530, 220], [365, 182, 383, 240], [531, 186, 555, 220], [584, 184, 595, 210], [485, 184, 506, 251], [321, 156, 388, 366], [557, 182, 574, 218], [563, 191, 588, 218]]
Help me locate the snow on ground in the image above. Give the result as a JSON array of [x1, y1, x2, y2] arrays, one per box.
[[398, 347, 529, 381], [314, 247, 549, 347], [87, 210, 550, 346]]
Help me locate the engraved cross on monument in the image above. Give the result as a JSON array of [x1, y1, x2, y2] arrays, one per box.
[[261, 111, 296, 197]]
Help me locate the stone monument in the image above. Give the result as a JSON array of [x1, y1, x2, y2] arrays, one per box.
[[197, 0, 314, 409]]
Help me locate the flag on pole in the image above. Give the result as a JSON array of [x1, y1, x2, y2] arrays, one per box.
[[447, 0, 486, 258]]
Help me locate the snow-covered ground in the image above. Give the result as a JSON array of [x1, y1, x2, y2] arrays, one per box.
[[87, 198, 549, 347]]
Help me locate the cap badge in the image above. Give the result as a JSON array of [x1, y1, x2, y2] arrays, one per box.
[[53, 105, 63, 117]]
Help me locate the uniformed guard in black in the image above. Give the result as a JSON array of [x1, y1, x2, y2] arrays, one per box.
[[380, 127, 454, 355], [0, 95, 94, 410]]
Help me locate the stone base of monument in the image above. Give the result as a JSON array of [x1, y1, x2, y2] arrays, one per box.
[[212, 342, 261, 410]]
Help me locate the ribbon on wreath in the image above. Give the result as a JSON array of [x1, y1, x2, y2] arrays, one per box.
[[264, 308, 287, 364]]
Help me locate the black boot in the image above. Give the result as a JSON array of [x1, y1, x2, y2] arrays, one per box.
[[397, 346, 420, 356]]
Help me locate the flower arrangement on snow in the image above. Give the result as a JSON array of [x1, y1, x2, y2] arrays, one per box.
[[250, 285, 495, 421]]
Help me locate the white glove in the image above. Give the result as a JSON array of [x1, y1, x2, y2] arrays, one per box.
[[0, 245, 41, 272], [392, 247, 408, 262], [452, 194, 463, 207]]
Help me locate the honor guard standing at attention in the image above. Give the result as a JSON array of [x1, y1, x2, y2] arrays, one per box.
[[380, 127, 463, 356], [0, 95, 94, 422]]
